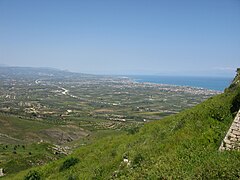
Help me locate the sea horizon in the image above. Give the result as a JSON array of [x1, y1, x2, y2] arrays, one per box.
[[125, 75, 233, 91]]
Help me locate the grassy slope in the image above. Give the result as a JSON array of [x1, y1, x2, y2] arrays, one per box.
[[0, 113, 91, 176], [5, 72, 240, 179], [0, 114, 52, 143], [0, 143, 64, 175]]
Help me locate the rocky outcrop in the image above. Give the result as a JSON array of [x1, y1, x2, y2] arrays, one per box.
[[219, 109, 240, 151]]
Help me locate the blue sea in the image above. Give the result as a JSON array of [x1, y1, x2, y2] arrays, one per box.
[[127, 75, 233, 91]]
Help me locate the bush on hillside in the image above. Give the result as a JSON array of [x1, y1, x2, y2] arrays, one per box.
[[24, 170, 41, 180], [126, 126, 140, 135], [132, 153, 144, 168], [230, 91, 240, 115], [59, 157, 79, 172]]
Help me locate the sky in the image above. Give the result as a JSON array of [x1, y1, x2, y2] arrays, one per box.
[[0, 0, 239, 76]]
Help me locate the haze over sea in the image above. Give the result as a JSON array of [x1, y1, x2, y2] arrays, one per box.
[[128, 75, 232, 91]]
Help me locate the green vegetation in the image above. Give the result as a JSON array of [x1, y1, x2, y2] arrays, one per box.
[[0, 142, 64, 175], [0, 66, 217, 127], [0, 67, 220, 177], [24, 170, 41, 180], [3, 70, 240, 179], [59, 157, 79, 172]]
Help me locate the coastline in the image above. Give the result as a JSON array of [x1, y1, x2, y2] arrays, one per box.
[[122, 75, 231, 92]]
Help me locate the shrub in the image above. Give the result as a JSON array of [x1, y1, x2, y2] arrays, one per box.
[[230, 92, 240, 115], [59, 157, 79, 171], [132, 153, 144, 167], [24, 170, 41, 180], [126, 126, 140, 135]]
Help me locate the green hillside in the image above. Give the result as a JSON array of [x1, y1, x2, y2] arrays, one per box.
[[4, 69, 240, 179]]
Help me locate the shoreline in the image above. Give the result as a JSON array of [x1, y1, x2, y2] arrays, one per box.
[[119, 75, 228, 92]]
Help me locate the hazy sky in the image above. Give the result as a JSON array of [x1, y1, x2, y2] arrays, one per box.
[[0, 0, 239, 76]]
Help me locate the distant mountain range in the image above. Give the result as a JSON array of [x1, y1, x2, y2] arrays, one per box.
[[0, 66, 93, 79]]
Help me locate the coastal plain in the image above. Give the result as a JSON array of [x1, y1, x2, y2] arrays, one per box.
[[0, 67, 220, 176]]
